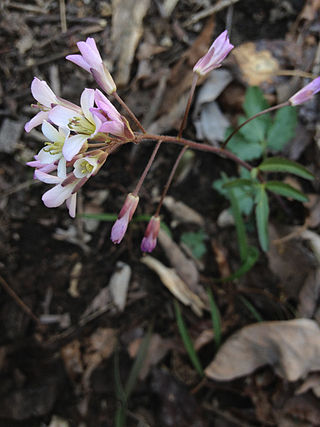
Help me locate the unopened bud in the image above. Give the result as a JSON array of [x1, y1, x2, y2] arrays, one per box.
[[111, 193, 139, 244], [289, 76, 320, 106], [141, 216, 160, 253]]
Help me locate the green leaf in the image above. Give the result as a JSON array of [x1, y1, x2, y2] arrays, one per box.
[[223, 178, 256, 190], [258, 157, 314, 180], [226, 128, 263, 160], [207, 288, 222, 349], [219, 246, 259, 281], [213, 174, 255, 216], [265, 181, 308, 202], [174, 300, 204, 376], [228, 185, 249, 261], [255, 186, 269, 252], [238, 114, 269, 145], [267, 106, 297, 151], [243, 86, 269, 117], [180, 230, 207, 260], [239, 295, 263, 322]]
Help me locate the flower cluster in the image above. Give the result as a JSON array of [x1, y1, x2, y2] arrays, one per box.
[[26, 34, 320, 253]]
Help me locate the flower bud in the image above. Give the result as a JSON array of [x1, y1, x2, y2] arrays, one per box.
[[289, 76, 320, 106], [193, 30, 234, 76], [140, 216, 160, 253], [111, 193, 139, 244]]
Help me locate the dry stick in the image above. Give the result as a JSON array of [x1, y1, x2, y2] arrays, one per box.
[[221, 101, 290, 149], [113, 92, 146, 134], [132, 140, 162, 196], [59, 0, 67, 33], [0, 275, 42, 327]]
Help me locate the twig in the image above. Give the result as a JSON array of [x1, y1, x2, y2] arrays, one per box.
[[113, 92, 146, 133], [59, 0, 67, 33], [0, 275, 41, 327], [184, 0, 240, 27]]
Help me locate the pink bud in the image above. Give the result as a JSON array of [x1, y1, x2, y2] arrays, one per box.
[[289, 76, 320, 106], [141, 216, 160, 253], [111, 193, 139, 244], [193, 30, 234, 76]]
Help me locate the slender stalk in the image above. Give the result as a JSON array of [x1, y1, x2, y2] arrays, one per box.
[[135, 133, 253, 172], [155, 146, 187, 216], [221, 101, 290, 149], [113, 92, 146, 134], [178, 74, 199, 138], [132, 140, 162, 196], [155, 73, 198, 214]]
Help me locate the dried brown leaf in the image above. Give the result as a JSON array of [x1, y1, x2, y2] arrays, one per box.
[[205, 319, 320, 382], [298, 268, 320, 318], [141, 255, 205, 316]]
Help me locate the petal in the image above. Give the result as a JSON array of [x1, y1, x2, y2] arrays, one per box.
[[35, 170, 62, 184], [42, 184, 74, 208], [77, 41, 101, 69], [57, 157, 67, 178], [66, 193, 77, 218], [37, 147, 61, 164], [95, 89, 120, 120], [62, 134, 87, 161], [49, 105, 77, 127], [24, 111, 49, 132], [31, 77, 57, 107], [85, 37, 100, 57], [99, 120, 124, 136], [80, 88, 95, 122], [66, 54, 91, 72], [41, 121, 60, 142]]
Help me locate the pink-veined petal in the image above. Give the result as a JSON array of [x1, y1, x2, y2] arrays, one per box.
[[95, 89, 121, 120], [77, 41, 101, 69], [85, 37, 100, 57], [62, 134, 88, 161], [35, 170, 62, 184], [99, 120, 124, 136], [31, 77, 58, 107], [66, 54, 91, 72], [25, 111, 49, 132]]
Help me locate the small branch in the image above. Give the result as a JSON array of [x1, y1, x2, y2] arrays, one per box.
[[222, 101, 290, 149], [135, 133, 253, 172], [132, 140, 162, 196], [0, 275, 42, 327], [113, 92, 146, 134], [155, 146, 188, 216]]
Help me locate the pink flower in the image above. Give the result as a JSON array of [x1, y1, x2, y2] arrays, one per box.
[[66, 37, 116, 95], [289, 76, 320, 106], [49, 88, 102, 161], [193, 30, 234, 76], [92, 90, 134, 139], [141, 216, 160, 253], [25, 78, 80, 133], [111, 193, 139, 244]]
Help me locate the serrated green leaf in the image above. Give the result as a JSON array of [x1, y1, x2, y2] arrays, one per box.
[[227, 129, 263, 160], [243, 86, 270, 117], [267, 106, 297, 151], [180, 230, 207, 260], [258, 157, 314, 180], [265, 181, 308, 202], [238, 114, 269, 144], [213, 174, 255, 216], [255, 186, 269, 252], [219, 246, 259, 281]]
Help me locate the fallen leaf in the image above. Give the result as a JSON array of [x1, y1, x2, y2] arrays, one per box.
[[163, 196, 205, 227], [233, 42, 279, 86], [109, 261, 131, 312], [158, 229, 199, 293], [205, 319, 320, 382], [111, 0, 150, 86], [194, 101, 230, 143], [298, 268, 320, 318], [296, 373, 320, 397], [141, 255, 205, 316], [48, 416, 69, 427], [68, 262, 82, 298]]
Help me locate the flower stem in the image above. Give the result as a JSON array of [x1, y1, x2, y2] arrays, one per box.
[[132, 140, 162, 196], [113, 92, 146, 134], [178, 74, 198, 138], [155, 145, 188, 216], [221, 101, 290, 149]]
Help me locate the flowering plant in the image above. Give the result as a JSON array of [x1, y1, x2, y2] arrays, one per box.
[[26, 33, 318, 254]]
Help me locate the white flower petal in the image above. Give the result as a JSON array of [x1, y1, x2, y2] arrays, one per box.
[[42, 183, 75, 208], [35, 170, 62, 184], [66, 193, 77, 218], [49, 106, 77, 127], [31, 77, 57, 107], [80, 88, 95, 122], [57, 157, 67, 178], [62, 134, 87, 161], [37, 147, 61, 164], [24, 111, 49, 132], [41, 121, 60, 142]]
